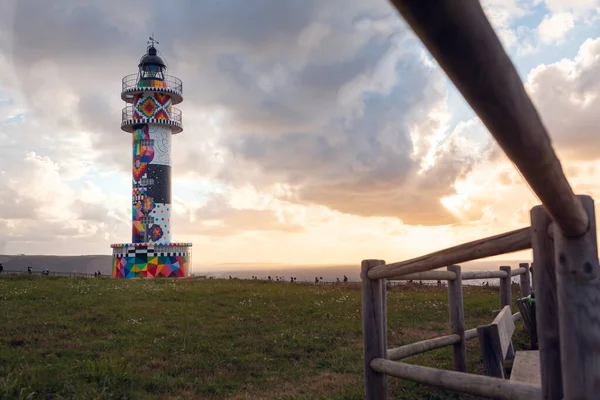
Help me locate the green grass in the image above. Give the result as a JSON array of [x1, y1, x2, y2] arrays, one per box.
[[0, 276, 530, 399]]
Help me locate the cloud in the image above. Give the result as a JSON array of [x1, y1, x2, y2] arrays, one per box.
[[526, 37, 600, 159], [6, 0, 598, 262], [537, 12, 575, 44]]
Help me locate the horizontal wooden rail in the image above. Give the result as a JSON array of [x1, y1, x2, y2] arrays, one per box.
[[511, 267, 527, 276], [387, 334, 460, 361], [465, 327, 478, 341], [368, 227, 531, 280], [388, 270, 457, 281], [461, 270, 508, 280], [370, 359, 541, 400], [387, 0, 588, 238]]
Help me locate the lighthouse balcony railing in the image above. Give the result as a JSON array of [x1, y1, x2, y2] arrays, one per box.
[[122, 106, 182, 124], [121, 73, 183, 93]]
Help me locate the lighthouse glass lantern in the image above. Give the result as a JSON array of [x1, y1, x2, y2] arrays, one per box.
[[111, 39, 192, 278]]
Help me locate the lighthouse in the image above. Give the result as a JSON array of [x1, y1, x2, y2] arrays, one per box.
[[111, 38, 192, 278]]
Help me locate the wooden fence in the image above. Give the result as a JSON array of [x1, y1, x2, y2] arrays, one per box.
[[362, 1, 600, 399]]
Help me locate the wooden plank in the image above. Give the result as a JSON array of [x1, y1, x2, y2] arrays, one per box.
[[493, 306, 516, 357], [462, 270, 509, 280], [447, 265, 466, 372], [465, 312, 521, 342], [370, 358, 541, 400], [368, 227, 531, 279], [387, 334, 460, 361], [361, 259, 387, 399], [478, 306, 516, 378], [386, 0, 588, 238], [500, 265, 515, 364], [553, 195, 600, 397], [478, 322, 505, 378], [510, 351, 541, 386], [530, 206, 562, 399], [519, 263, 531, 297], [388, 270, 457, 281], [499, 266, 512, 312], [511, 266, 527, 277]]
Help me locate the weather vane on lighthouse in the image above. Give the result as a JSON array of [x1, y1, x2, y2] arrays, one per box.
[[148, 34, 159, 47], [110, 39, 192, 278]]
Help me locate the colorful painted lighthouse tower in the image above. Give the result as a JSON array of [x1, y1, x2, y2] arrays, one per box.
[[111, 38, 192, 278]]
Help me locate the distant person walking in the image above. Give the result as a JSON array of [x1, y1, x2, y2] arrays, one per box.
[[27, 266, 32, 275], [343, 275, 348, 283], [0, 263, 3, 274], [315, 276, 319, 284]]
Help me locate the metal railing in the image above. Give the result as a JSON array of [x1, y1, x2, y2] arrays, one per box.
[[121, 106, 182, 124], [121, 73, 183, 93], [0, 269, 101, 278]]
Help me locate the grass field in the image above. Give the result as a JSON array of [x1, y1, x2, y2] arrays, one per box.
[[0, 275, 529, 399]]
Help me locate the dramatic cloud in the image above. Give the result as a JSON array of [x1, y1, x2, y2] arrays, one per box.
[[527, 37, 600, 159], [1, 0, 600, 264]]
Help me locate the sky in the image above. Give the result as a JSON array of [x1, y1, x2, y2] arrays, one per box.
[[1, 0, 600, 268]]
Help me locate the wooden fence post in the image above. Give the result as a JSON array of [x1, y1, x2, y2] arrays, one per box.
[[362, 259, 388, 399], [499, 265, 515, 359], [519, 262, 531, 298], [499, 266, 512, 310], [531, 205, 562, 399], [552, 195, 600, 397], [447, 264, 466, 372]]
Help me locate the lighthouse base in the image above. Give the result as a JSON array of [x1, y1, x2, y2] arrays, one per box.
[[110, 243, 192, 278]]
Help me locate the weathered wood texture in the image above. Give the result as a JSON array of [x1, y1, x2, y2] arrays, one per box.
[[510, 350, 541, 386], [553, 195, 600, 398], [530, 206, 562, 399], [387, 334, 460, 361], [465, 312, 521, 341], [462, 270, 508, 280], [361, 259, 387, 399], [447, 265, 466, 372], [500, 266, 512, 311], [388, 270, 457, 281], [386, 0, 588, 238], [368, 227, 531, 279], [511, 266, 527, 277], [478, 306, 516, 378], [519, 263, 531, 297], [370, 358, 542, 400]]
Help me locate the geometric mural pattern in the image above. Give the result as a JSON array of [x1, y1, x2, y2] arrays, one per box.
[[137, 78, 168, 89], [131, 124, 172, 245], [111, 242, 192, 279], [132, 92, 172, 121], [112, 254, 189, 278]]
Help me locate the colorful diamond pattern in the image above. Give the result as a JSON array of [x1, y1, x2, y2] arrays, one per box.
[[154, 93, 170, 106], [137, 96, 159, 118], [154, 109, 169, 120], [112, 254, 189, 278], [131, 93, 174, 122]]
